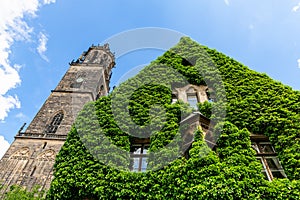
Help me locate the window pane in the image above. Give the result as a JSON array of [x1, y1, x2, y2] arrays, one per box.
[[259, 143, 275, 153], [265, 157, 282, 170], [141, 157, 148, 172], [142, 145, 149, 154], [187, 94, 198, 109], [271, 171, 286, 179], [132, 146, 142, 154], [132, 157, 140, 172]]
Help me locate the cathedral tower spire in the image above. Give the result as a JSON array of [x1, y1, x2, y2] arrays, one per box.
[[0, 44, 115, 192]]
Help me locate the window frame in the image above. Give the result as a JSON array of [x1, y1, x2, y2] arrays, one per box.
[[130, 138, 150, 172], [187, 92, 198, 109], [251, 140, 287, 181]]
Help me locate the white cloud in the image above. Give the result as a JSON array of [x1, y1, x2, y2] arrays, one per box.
[[297, 58, 300, 68], [224, 0, 230, 6], [0, 0, 56, 122], [292, 2, 300, 12], [37, 32, 49, 62], [43, 0, 56, 5], [15, 112, 29, 122], [0, 135, 10, 159], [0, 95, 21, 121]]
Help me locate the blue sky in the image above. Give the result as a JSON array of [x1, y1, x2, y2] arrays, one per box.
[[1, 0, 300, 158]]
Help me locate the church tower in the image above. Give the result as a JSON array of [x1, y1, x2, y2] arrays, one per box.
[[0, 44, 115, 192]]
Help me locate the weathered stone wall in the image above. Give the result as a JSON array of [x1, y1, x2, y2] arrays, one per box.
[[0, 138, 64, 191], [0, 44, 115, 193], [25, 92, 92, 135]]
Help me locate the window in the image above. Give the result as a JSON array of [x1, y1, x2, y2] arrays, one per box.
[[252, 141, 286, 181], [187, 93, 198, 109], [206, 88, 215, 102], [130, 139, 149, 172], [171, 93, 178, 104], [45, 112, 64, 134]]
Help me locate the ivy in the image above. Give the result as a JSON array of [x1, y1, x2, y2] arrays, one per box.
[[47, 37, 300, 199]]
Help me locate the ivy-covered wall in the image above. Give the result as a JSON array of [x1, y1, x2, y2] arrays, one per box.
[[47, 37, 300, 199]]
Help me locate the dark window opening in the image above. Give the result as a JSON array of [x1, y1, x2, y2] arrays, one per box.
[[90, 51, 99, 63], [130, 139, 150, 172], [96, 85, 105, 100], [45, 112, 64, 134], [172, 93, 178, 104], [206, 88, 215, 102]]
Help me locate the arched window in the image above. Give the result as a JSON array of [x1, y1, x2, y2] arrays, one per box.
[[45, 112, 64, 134]]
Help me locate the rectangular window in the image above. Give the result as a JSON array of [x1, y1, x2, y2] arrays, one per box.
[[252, 141, 287, 181], [187, 93, 198, 109], [130, 143, 149, 172]]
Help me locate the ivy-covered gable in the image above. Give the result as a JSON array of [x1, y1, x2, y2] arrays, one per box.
[[47, 37, 300, 199]]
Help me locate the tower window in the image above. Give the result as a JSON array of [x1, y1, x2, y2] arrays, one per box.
[[45, 112, 64, 134], [251, 141, 287, 181], [130, 139, 150, 172]]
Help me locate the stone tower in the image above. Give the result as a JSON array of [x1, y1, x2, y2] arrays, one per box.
[[0, 44, 115, 192]]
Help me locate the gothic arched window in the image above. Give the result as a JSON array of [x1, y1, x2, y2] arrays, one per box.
[[45, 112, 64, 134]]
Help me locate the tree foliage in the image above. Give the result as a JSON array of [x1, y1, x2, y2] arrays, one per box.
[[0, 185, 45, 200]]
